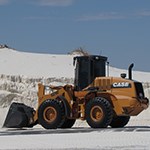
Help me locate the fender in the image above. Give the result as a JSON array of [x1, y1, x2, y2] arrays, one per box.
[[84, 91, 97, 101]]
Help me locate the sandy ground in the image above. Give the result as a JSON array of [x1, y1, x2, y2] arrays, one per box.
[[0, 129, 150, 150]]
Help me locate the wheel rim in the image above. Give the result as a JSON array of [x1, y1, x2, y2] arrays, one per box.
[[90, 106, 104, 122], [43, 106, 57, 123]]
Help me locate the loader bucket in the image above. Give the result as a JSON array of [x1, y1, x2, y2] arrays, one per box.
[[3, 102, 35, 128]]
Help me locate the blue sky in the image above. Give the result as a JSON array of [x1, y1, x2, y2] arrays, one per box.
[[0, 0, 150, 72]]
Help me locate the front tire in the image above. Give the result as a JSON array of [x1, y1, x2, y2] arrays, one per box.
[[38, 99, 65, 129], [86, 97, 113, 128]]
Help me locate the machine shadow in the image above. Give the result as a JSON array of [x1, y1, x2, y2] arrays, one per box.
[[1, 125, 150, 136]]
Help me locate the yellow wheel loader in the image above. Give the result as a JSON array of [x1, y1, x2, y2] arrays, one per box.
[[3, 55, 149, 129]]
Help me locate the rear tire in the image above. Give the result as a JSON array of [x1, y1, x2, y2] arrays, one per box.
[[109, 116, 130, 128], [59, 118, 76, 128], [38, 99, 65, 129], [86, 97, 113, 128]]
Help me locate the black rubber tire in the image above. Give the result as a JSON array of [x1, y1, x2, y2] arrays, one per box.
[[60, 118, 76, 128], [38, 99, 65, 129], [109, 116, 130, 128], [86, 97, 113, 128]]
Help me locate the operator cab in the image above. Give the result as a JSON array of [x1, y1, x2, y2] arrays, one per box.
[[73, 55, 107, 91]]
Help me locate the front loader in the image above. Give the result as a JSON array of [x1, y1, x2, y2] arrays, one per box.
[[3, 55, 149, 129]]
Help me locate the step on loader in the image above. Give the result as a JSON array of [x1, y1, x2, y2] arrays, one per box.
[[3, 55, 149, 129]]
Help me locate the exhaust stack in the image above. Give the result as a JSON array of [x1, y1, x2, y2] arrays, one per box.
[[128, 63, 134, 80]]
